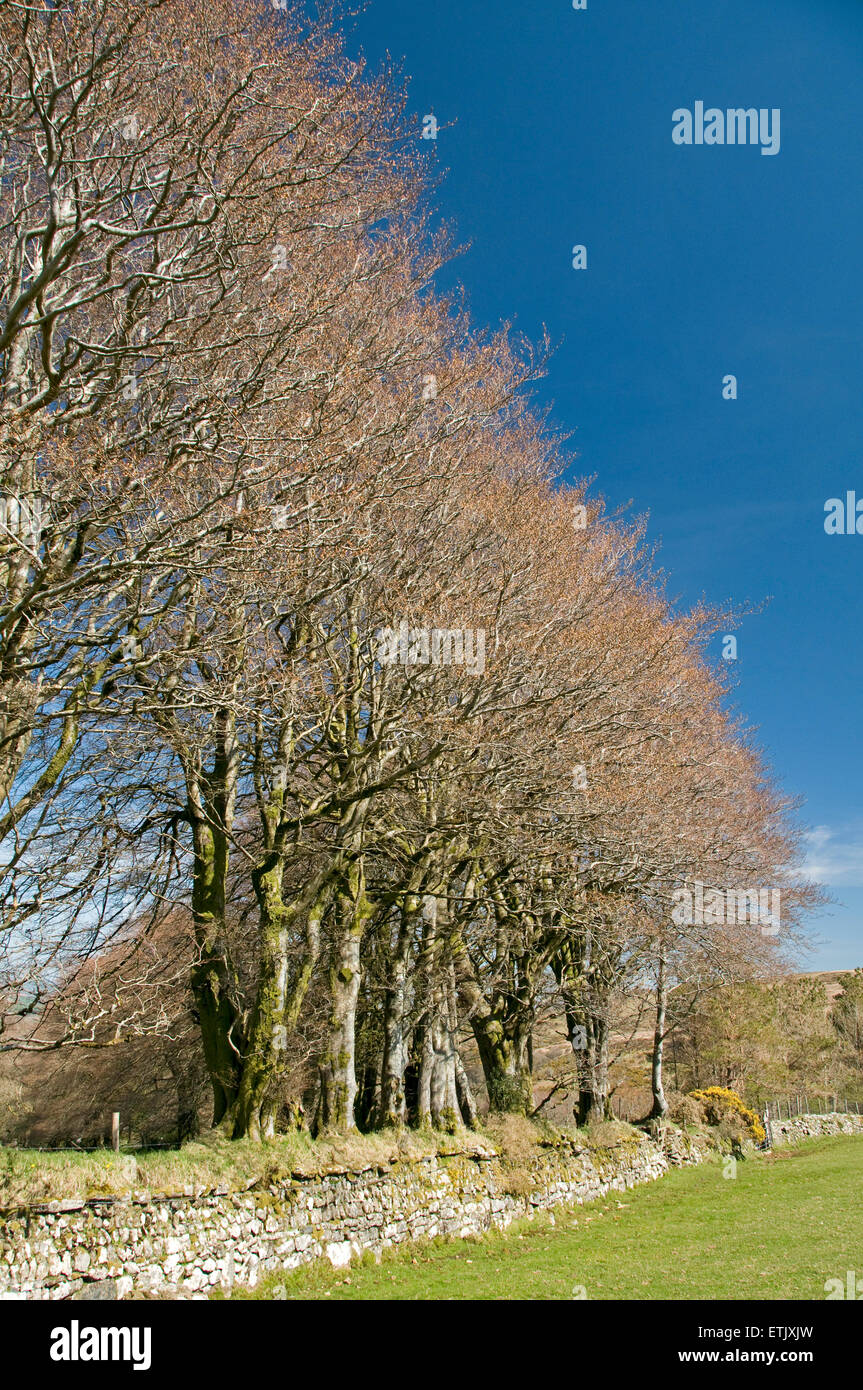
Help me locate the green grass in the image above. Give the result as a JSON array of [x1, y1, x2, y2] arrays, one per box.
[[226, 1135, 863, 1301]]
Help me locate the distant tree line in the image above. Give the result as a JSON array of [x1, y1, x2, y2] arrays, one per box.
[[670, 971, 863, 1111]]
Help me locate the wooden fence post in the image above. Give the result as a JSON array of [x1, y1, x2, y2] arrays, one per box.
[[111, 1111, 120, 1154]]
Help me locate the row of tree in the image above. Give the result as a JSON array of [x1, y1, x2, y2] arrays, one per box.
[[0, 0, 821, 1143], [8, 966, 863, 1148]]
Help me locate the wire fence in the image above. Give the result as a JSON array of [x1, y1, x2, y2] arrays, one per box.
[[607, 1093, 863, 1126], [7, 1096, 862, 1152], [4, 1140, 178, 1154], [609, 1095, 650, 1122], [765, 1095, 862, 1121]]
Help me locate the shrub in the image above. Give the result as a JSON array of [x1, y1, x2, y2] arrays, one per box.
[[666, 1091, 706, 1128], [688, 1087, 765, 1145]]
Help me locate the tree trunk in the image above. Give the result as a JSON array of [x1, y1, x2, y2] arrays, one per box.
[[228, 859, 291, 1141], [576, 1009, 611, 1124], [454, 1049, 479, 1128], [377, 901, 416, 1127], [317, 857, 372, 1134], [189, 817, 243, 1127], [555, 929, 613, 1126], [450, 973, 478, 1123], [650, 946, 669, 1119], [415, 895, 463, 1130], [471, 1012, 534, 1114], [416, 1013, 434, 1128], [229, 862, 328, 1140], [457, 942, 534, 1115], [185, 707, 243, 1130], [562, 990, 611, 1125], [415, 894, 437, 1128], [429, 997, 461, 1131]]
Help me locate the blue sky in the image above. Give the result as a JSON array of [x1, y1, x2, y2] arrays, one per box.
[[337, 0, 863, 969]]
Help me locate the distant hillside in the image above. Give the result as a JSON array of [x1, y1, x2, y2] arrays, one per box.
[[795, 969, 859, 1003], [463, 966, 863, 1126]]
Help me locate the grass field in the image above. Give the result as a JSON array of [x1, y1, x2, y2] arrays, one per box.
[[226, 1135, 863, 1301]]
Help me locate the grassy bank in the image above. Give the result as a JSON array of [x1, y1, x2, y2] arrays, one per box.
[[224, 1135, 863, 1301], [0, 1115, 635, 1207], [0, 1126, 500, 1208]]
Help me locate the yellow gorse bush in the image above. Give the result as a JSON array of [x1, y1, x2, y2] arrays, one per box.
[[688, 1086, 766, 1145]]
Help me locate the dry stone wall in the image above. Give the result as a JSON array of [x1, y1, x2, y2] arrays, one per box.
[[770, 1111, 863, 1145], [1, 1129, 702, 1301]]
